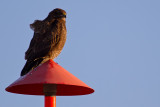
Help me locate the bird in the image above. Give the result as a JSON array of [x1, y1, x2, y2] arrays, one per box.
[[20, 8, 67, 76]]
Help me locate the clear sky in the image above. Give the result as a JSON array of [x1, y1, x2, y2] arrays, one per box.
[[0, 0, 160, 107]]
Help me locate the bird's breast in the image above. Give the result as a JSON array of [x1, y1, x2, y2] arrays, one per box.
[[49, 23, 67, 59]]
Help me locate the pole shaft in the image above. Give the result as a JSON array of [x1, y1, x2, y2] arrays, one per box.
[[45, 96, 56, 107]]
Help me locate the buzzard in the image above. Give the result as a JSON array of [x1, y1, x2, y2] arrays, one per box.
[[21, 8, 67, 76]]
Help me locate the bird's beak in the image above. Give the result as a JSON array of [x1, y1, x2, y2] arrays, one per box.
[[61, 14, 66, 18]]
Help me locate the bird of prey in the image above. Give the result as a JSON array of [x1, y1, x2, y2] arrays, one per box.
[[20, 8, 67, 76]]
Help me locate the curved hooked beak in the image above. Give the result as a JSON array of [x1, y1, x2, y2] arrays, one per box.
[[60, 14, 66, 18]]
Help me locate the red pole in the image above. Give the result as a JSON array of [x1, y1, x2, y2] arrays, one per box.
[[45, 96, 56, 107]]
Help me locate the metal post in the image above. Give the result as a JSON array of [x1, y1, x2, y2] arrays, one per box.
[[45, 96, 56, 107]]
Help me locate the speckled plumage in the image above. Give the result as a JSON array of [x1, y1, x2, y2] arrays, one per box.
[[21, 8, 67, 76]]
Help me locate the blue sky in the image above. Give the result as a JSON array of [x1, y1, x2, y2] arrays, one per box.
[[0, 0, 160, 107]]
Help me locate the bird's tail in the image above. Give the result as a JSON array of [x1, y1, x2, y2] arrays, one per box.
[[20, 58, 43, 76]]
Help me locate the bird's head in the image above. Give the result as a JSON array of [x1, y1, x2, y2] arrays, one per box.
[[48, 8, 66, 20], [30, 8, 66, 34]]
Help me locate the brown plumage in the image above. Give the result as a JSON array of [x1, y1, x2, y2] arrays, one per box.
[[21, 8, 67, 76]]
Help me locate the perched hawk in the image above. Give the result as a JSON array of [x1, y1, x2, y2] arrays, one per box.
[[21, 8, 67, 76]]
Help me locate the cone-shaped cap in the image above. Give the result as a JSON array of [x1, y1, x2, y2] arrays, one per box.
[[6, 60, 94, 96]]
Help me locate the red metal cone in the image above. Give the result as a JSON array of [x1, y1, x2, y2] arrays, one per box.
[[6, 59, 94, 96]]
